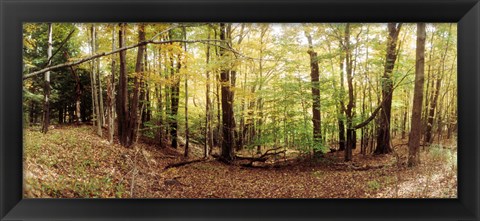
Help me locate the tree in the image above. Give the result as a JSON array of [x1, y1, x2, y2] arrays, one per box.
[[408, 23, 426, 167], [117, 23, 129, 146], [107, 24, 116, 143], [127, 23, 146, 147], [219, 23, 236, 162], [169, 29, 181, 149], [41, 23, 53, 133], [90, 24, 102, 137], [375, 23, 402, 154], [183, 26, 190, 158], [343, 23, 356, 161], [204, 26, 214, 158], [424, 24, 453, 145], [304, 29, 323, 156]]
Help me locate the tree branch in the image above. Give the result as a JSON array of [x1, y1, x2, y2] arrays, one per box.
[[23, 39, 230, 80], [352, 67, 413, 130]]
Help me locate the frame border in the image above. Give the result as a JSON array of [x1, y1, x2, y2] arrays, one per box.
[[1, 0, 479, 220]]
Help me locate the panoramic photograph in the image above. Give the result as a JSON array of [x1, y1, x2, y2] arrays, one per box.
[[22, 23, 457, 198]]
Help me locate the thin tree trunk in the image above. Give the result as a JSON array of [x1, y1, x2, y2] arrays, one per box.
[[156, 46, 165, 147], [42, 23, 53, 133], [425, 24, 452, 145], [108, 24, 116, 144], [169, 53, 180, 149], [96, 27, 105, 127], [64, 51, 82, 124], [423, 30, 435, 139], [204, 26, 213, 158], [338, 56, 346, 152], [91, 25, 102, 137], [182, 27, 190, 158]]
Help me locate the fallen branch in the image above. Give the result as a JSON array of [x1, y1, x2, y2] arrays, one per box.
[[351, 164, 385, 171], [240, 158, 296, 168], [236, 146, 286, 162], [235, 156, 268, 162], [158, 155, 178, 159], [164, 159, 207, 170]]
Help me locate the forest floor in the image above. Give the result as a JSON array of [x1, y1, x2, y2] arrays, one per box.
[[24, 125, 457, 198]]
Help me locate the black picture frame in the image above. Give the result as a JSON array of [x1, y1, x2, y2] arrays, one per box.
[[1, 0, 479, 220]]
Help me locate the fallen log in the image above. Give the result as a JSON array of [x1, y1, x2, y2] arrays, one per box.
[[240, 158, 296, 168], [235, 146, 286, 162], [164, 159, 207, 170], [351, 164, 385, 171]]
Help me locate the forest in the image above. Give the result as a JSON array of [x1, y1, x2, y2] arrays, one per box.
[[23, 23, 457, 198]]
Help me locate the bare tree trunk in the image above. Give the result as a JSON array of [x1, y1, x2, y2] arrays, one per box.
[[425, 76, 441, 144], [183, 27, 190, 158], [338, 56, 346, 152], [408, 23, 426, 167], [204, 26, 213, 158], [423, 30, 435, 140], [169, 55, 180, 149], [155, 46, 165, 147], [401, 89, 408, 139], [126, 23, 146, 147], [219, 23, 236, 163], [42, 23, 53, 134], [425, 24, 452, 145], [64, 51, 82, 124], [94, 26, 104, 128], [344, 23, 355, 161], [375, 23, 402, 154], [107, 25, 116, 144], [305, 30, 322, 156], [91, 25, 102, 137], [117, 23, 129, 146]]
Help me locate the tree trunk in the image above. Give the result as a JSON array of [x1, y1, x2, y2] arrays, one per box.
[[91, 25, 102, 137], [155, 46, 165, 147], [408, 23, 426, 167], [375, 23, 402, 154], [425, 77, 441, 145], [424, 24, 452, 145], [64, 51, 82, 124], [126, 23, 146, 147], [423, 31, 435, 141], [42, 23, 53, 134], [401, 89, 408, 139], [219, 23, 236, 163], [97, 28, 105, 127], [338, 56, 346, 152], [344, 23, 355, 161], [170, 54, 180, 149], [107, 25, 116, 144], [182, 27, 190, 158], [305, 30, 323, 155], [117, 23, 129, 146], [204, 26, 213, 158]]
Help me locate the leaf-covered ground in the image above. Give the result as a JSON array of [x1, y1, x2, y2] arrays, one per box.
[[24, 125, 457, 198]]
